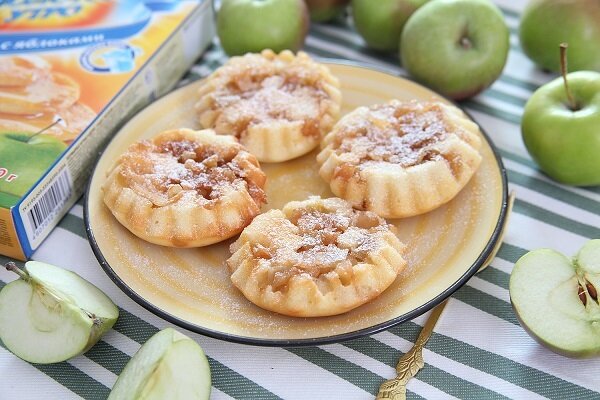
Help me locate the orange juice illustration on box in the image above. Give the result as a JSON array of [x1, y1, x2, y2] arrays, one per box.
[[0, 0, 214, 260], [0, 0, 201, 201]]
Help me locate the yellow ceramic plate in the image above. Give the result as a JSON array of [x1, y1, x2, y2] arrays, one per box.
[[86, 62, 507, 346]]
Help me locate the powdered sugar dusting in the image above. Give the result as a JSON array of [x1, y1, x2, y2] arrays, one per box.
[[117, 133, 266, 208], [334, 100, 454, 168], [208, 52, 334, 138], [250, 198, 393, 290]]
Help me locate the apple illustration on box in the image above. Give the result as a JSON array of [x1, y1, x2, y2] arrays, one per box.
[[0, 130, 67, 198]]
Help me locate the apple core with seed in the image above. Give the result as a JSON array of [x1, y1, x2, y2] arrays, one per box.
[[510, 240, 600, 358]]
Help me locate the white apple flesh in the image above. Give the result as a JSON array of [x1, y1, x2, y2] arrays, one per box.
[[108, 328, 211, 400], [0, 261, 118, 364], [510, 240, 600, 357]]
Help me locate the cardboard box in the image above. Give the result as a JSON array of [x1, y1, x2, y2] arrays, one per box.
[[0, 0, 215, 260]]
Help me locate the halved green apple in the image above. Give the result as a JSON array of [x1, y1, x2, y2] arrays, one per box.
[[510, 240, 600, 357], [108, 328, 211, 400], [0, 261, 118, 364]]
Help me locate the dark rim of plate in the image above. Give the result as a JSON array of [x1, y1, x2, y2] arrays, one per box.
[[84, 59, 509, 347]]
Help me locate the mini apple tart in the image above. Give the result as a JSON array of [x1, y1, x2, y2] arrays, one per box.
[[227, 196, 406, 317], [195, 49, 342, 162], [0, 102, 96, 143], [317, 100, 482, 218], [103, 129, 267, 247]]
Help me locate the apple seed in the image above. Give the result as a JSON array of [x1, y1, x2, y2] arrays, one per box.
[[578, 283, 587, 306], [586, 280, 598, 303]]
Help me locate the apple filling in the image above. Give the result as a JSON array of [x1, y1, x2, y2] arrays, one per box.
[[237, 197, 402, 291], [331, 101, 467, 175], [253, 205, 390, 292], [210, 63, 330, 139], [118, 137, 266, 208], [227, 196, 406, 317]]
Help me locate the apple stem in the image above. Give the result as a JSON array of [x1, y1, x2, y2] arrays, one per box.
[[5, 262, 29, 281], [27, 119, 62, 143], [559, 43, 578, 111], [84, 310, 100, 324]]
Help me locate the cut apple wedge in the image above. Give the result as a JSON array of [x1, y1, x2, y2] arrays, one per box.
[[510, 240, 600, 357], [109, 328, 211, 400], [0, 261, 118, 364]]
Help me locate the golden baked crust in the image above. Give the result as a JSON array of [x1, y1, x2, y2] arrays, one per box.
[[317, 100, 482, 218], [227, 196, 406, 317], [103, 129, 267, 247], [195, 49, 342, 162]]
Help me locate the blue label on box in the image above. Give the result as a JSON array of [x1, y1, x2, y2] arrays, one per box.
[[0, 0, 181, 54]]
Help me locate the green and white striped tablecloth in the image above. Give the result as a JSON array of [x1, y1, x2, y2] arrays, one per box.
[[2, 1, 599, 398]]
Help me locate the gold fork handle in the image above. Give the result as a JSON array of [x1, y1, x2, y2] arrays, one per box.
[[375, 300, 449, 400]]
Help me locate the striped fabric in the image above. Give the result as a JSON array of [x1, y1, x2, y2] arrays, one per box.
[[2, 1, 600, 398]]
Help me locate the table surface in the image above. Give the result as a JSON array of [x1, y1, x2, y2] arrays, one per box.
[[2, 1, 600, 399]]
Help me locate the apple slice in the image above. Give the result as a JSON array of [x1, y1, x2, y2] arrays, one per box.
[[0, 261, 118, 364], [510, 240, 600, 357], [108, 328, 211, 400]]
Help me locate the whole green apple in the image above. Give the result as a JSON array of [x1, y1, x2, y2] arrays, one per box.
[[352, 0, 428, 52], [400, 0, 509, 100], [217, 0, 309, 56], [522, 71, 600, 186], [520, 0, 600, 72], [0, 132, 67, 197], [306, 0, 350, 22]]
